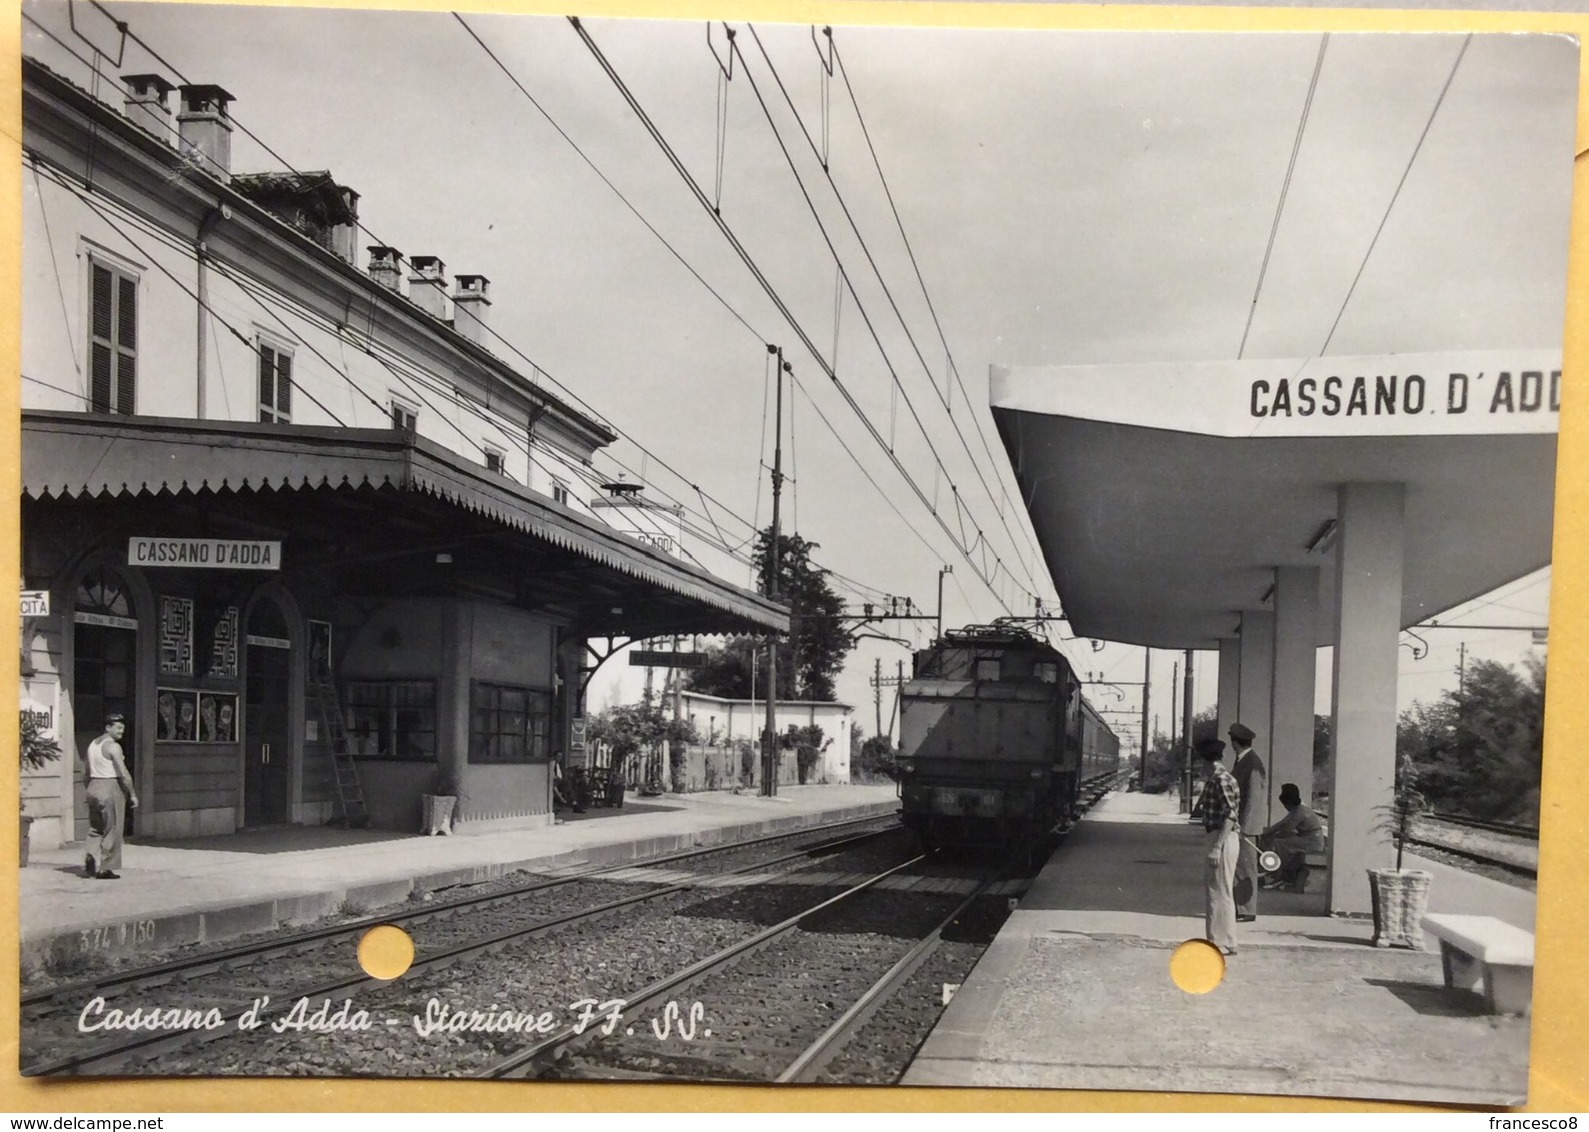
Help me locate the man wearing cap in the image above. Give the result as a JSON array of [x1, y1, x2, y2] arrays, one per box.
[[1194, 736, 1241, 956], [1228, 722, 1266, 922], [82, 713, 138, 880], [1259, 783, 1327, 892]]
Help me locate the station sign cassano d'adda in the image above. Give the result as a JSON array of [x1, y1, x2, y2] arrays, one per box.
[[128, 537, 282, 570], [989, 349, 1563, 439]]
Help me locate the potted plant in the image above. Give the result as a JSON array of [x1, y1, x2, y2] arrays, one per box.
[[1368, 753, 1432, 948], [20, 712, 63, 866], [422, 765, 461, 836]]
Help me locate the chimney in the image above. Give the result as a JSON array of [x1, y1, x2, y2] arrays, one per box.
[[176, 84, 235, 180], [368, 246, 403, 294], [330, 186, 361, 264], [453, 275, 491, 345], [407, 256, 448, 321], [121, 74, 175, 145]]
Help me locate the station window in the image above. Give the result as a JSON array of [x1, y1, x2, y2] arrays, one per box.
[[470, 682, 552, 764], [483, 445, 506, 477], [552, 480, 570, 506], [390, 398, 418, 433], [343, 680, 437, 760], [88, 258, 138, 415], [257, 341, 293, 424]]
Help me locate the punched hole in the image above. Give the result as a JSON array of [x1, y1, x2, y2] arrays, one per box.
[[357, 924, 415, 980], [1170, 938, 1226, 994]]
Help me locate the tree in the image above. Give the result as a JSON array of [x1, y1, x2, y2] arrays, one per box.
[[1396, 655, 1545, 824], [587, 696, 698, 793], [853, 731, 899, 783], [687, 526, 852, 703]]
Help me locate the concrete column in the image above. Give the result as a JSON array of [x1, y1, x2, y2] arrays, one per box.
[[1271, 566, 1320, 825], [1327, 483, 1405, 916], [1216, 637, 1241, 750], [1236, 609, 1275, 763]]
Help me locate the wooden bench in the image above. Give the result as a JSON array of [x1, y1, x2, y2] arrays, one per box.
[[1421, 913, 1535, 1015]]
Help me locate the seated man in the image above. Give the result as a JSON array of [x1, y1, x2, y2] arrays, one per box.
[[1258, 782, 1326, 892]]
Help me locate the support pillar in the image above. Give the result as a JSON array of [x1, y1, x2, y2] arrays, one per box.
[[1327, 483, 1405, 916], [1236, 609, 1275, 766], [1271, 566, 1320, 826]]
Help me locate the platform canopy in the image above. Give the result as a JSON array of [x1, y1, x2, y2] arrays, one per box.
[[21, 411, 789, 639], [991, 350, 1560, 650]]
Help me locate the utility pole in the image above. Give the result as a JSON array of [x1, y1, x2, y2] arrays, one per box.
[[874, 657, 882, 739], [1169, 661, 1178, 755], [1181, 648, 1194, 812], [936, 565, 953, 641], [762, 345, 787, 798], [1139, 649, 1151, 778], [894, 658, 905, 741]]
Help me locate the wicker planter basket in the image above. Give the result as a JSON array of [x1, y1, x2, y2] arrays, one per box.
[[421, 794, 456, 836], [1368, 868, 1431, 948]]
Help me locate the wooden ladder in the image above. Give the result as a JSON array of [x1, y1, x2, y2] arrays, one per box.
[[309, 678, 370, 828]]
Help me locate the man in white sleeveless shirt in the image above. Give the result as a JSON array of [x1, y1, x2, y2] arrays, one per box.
[[83, 713, 138, 879]]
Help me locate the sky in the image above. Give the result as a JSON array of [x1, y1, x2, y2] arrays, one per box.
[[20, 4, 1574, 756]]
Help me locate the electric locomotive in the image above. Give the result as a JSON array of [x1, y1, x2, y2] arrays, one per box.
[[897, 622, 1118, 850]]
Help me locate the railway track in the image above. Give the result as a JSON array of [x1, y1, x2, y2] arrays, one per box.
[[483, 852, 1008, 1083], [21, 814, 904, 1076], [483, 768, 1129, 1084], [27, 771, 1130, 1080]]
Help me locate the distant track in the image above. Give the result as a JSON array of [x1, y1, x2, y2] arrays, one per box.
[[1428, 812, 1538, 840]]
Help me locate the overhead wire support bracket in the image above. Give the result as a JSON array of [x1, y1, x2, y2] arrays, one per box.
[[70, 0, 127, 66], [708, 22, 736, 81]]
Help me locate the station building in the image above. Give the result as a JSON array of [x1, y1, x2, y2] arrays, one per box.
[[18, 58, 786, 847]]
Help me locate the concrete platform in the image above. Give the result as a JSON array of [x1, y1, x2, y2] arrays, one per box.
[[20, 783, 900, 965], [904, 790, 1535, 1105]]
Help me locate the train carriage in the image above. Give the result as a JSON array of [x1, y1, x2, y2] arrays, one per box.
[[897, 622, 1120, 851]]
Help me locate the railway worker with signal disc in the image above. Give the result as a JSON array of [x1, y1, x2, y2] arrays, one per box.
[[1195, 736, 1242, 956], [1228, 722, 1266, 922]]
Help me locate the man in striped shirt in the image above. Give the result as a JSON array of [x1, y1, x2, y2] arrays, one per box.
[[1194, 737, 1242, 956]]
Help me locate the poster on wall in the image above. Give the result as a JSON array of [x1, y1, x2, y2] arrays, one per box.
[[158, 689, 238, 742], [198, 692, 238, 743], [156, 688, 198, 742]]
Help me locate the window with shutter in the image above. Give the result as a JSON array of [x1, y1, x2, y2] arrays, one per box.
[[257, 343, 294, 423], [88, 260, 138, 414]]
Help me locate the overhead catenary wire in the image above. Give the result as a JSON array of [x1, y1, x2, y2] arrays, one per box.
[[747, 25, 1049, 602], [567, 15, 1019, 614], [1320, 35, 1471, 356], [449, 13, 1026, 614], [1238, 33, 1328, 360], [828, 34, 1050, 584]]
